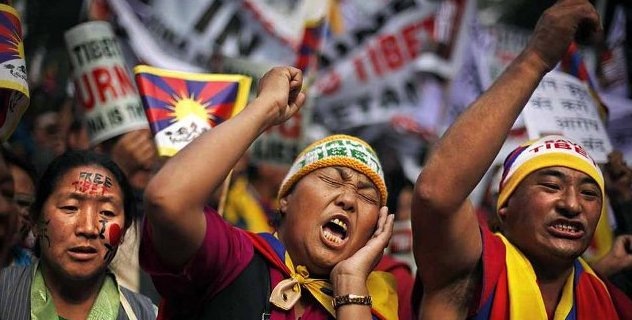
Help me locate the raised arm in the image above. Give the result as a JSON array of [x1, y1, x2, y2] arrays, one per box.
[[144, 66, 306, 267], [412, 0, 601, 302]]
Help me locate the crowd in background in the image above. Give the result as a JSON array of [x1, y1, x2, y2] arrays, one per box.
[[0, 0, 630, 319]]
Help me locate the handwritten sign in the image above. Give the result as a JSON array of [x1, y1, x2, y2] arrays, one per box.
[[523, 71, 612, 163]]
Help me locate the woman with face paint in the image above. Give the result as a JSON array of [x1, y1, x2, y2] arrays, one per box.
[[0, 151, 157, 320]]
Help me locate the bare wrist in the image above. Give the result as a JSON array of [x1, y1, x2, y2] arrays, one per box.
[[510, 49, 551, 80], [237, 98, 276, 133], [331, 272, 369, 297]]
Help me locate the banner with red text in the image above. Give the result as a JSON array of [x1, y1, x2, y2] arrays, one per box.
[[109, 0, 468, 133], [65, 21, 148, 145], [312, 2, 442, 131]]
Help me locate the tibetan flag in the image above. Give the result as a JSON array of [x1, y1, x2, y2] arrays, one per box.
[[295, 17, 327, 77], [295, 0, 330, 78], [134, 65, 251, 157], [560, 42, 609, 122], [0, 4, 28, 141]]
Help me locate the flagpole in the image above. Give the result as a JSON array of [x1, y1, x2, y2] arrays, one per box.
[[217, 169, 233, 217]]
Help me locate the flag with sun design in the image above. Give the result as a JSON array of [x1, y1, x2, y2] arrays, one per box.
[[134, 65, 251, 156], [0, 4, 28, 141]]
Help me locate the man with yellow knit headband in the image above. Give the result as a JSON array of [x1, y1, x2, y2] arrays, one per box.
[[141, 66, 398, 319], [412, 0, 632, 319]]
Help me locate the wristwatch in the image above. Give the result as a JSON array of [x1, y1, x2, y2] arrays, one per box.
[[332, 294, 372, 309]]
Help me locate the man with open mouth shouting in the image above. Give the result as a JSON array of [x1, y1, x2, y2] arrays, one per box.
[[412, 0, 632, 319], [141, 66, 397, 319]]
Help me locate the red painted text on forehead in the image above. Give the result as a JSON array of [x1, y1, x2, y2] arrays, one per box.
[[71, 171, 113, 196], [528, 138, 594, 165]]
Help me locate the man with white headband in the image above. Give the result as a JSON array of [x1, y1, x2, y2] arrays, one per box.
[[412, 0, 632, 319], [141, 66, 398, 319]]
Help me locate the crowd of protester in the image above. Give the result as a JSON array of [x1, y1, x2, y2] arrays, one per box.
[[0, 0, 631, 319]]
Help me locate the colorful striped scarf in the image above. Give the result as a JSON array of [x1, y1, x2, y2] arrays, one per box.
[[475, 232, 620, 319]]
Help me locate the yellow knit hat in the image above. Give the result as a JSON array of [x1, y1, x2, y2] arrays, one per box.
[[278, 134, 387, 206], [497, 135, 605, 216]]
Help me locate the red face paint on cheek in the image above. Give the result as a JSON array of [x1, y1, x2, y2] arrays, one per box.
[[107, 223, 122, 246]]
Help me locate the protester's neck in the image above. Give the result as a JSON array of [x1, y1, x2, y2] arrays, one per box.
[[277, 230, 331, 279], [41, 263, 105, 317], [531, 259, 574, 317], [521, 247, 574, 281], [531, 258, 573, 283]]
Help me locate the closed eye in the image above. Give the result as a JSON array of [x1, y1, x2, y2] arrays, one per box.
[[358, 192, 379, 205], [581, 189, 600, 199], [320, 176, 343, 187], [540, 182, 560, 191]]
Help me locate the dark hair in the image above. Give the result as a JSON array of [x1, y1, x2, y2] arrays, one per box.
[[31, 150, 136, 255]]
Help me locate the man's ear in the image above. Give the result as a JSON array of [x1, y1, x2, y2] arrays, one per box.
[[279, 197, 288, 215], [497, 206, 507, 222]]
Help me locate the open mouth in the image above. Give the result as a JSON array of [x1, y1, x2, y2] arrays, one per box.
[[549, 221, 584, 238], [322, 218, 348, 244]]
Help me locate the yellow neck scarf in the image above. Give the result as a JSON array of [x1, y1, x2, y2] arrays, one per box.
[[269, 252, 335, 314], [268, 245, 398, 319], [499, 233, 577, 320]]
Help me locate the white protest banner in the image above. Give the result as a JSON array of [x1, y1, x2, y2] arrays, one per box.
[[445, 17, 530, 132], [523, 70, 613, 163], [472, 24, 530, 88], [109, 0, 298, 71], [0, 4, 29, 141], [65, 21, 148, 146], [313, 3, 441, 131]]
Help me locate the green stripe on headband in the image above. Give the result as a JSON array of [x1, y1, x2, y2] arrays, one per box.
[[278, 135, 387, 206]]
